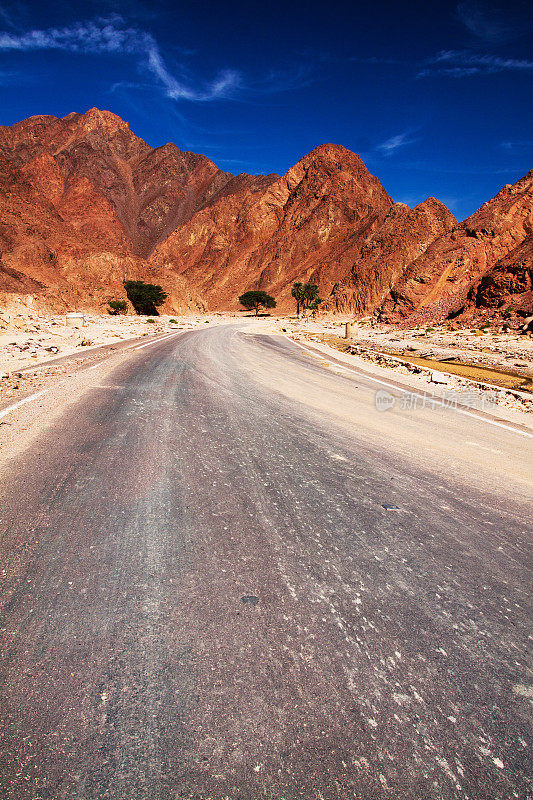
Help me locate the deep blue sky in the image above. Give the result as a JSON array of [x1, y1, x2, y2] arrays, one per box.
[[0, 0, 531, 219]]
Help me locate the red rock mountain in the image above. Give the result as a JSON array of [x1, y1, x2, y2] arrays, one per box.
[[378, 169, 533, 322], [149, 144, 394, 309], [0, 145, 203, 313], [0, 108, 531, 318], [475, 233, 533, 313], [0, 109, 271, 257], [322, 198, 456, 316]]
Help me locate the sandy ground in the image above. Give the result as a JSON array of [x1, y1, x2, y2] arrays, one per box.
[[1, 309, 532, 418], [0, 310, 241, 406], [0, 310, 240, 373], [264, 317, 533, 376], [245, 317, 533, 417]]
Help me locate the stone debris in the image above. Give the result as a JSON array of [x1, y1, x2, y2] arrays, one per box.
[[283, 318, 532, 415]]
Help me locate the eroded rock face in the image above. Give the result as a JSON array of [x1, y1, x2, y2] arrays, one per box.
[[378, 170, 533, 322], [0, 108, 261, 258], [0, 150, 204, 314], [150, 144, 394, 310], [324, 198, 456, 316], [0, 108, 530, 319], [475, 234, 533, 313]]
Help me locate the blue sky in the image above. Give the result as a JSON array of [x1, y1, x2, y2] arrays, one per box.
[[0, 0, 531, 219]]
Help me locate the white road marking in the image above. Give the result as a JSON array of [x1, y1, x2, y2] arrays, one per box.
[[287, 337, 533, 439], [0, 389, 48, 419], [133, 332, 182, 350]]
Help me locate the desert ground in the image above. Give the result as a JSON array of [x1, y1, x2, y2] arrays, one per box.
[[2, 307, 532, 419]]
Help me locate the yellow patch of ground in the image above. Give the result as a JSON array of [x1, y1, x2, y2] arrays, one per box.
[[313, 334, 533, 393]]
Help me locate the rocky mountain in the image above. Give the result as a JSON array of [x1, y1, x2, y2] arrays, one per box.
[[0, 147, 203, 313], [377, 169, 533, 323], [323, 197, 456, 316], [475, 233, 533, 313], [0, 109, 272, 257], [149, 144, 394, 309], [0, 108, 530, 319]]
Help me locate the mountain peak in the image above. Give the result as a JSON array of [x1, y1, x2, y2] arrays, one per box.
[[297, 143, 368, 171], [68, 107, 132, 134], [0, 109, 530, 320]]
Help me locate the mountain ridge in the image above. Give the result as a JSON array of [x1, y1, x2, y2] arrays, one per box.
[[0, 108, 531, 320]]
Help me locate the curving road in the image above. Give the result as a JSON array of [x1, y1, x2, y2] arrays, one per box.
[[0, 323, 531, 800]]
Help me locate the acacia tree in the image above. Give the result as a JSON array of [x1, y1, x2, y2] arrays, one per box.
[[123, 280, 168, 315], [239, 290, 277, 316]]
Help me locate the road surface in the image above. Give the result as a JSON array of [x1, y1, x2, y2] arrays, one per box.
[[0, 323, 531, 799]]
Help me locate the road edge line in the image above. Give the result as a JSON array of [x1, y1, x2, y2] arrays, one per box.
[[285, 335, 533, 439], [0, 390, 48, 420]]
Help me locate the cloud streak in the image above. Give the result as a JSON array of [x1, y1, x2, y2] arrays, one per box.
[[377, 131, 418, 156], [0, 17, 241, 101], [457, 0, 533, 43], [418, 49, 533, 77]]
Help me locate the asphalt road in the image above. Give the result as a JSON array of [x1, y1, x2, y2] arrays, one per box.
[[0, 323, 531, 800]]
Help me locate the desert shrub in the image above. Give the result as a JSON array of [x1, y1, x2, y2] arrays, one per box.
[[108, 299, 128, 315]]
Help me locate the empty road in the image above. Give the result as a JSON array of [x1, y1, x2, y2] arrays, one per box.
[[0, 323, 531, 799]]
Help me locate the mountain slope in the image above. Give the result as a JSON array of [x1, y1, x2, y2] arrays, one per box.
[[475, 233, 533, 313], [0, 108, 271, 258], [378, 170, 533, 322], [0, 150, 204, 313], [0, 108, 530, 319], [149, 144, 395, 309], [324, 198, 456, 316]]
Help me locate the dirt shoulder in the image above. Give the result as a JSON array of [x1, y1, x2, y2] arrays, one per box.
[[246, 316, 533, 422], [0, 310, 239, 405]]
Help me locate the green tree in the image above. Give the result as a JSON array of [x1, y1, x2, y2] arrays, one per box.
[[292, 282, 322, 315], [303, 283, 321, 312], [239, 290, 277, 316], [291, 282, 305, 317], [108, 299, 128, 315], [308, 297, 323, 316], [123, 280, 168, 315]]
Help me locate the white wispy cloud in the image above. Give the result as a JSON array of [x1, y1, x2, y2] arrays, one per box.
[[0, 16, 241, 101], [500, 140, 533, 150], [457, 0, 533, 43], [377, 131, 418, 156], [418, 49, 533, 77]]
